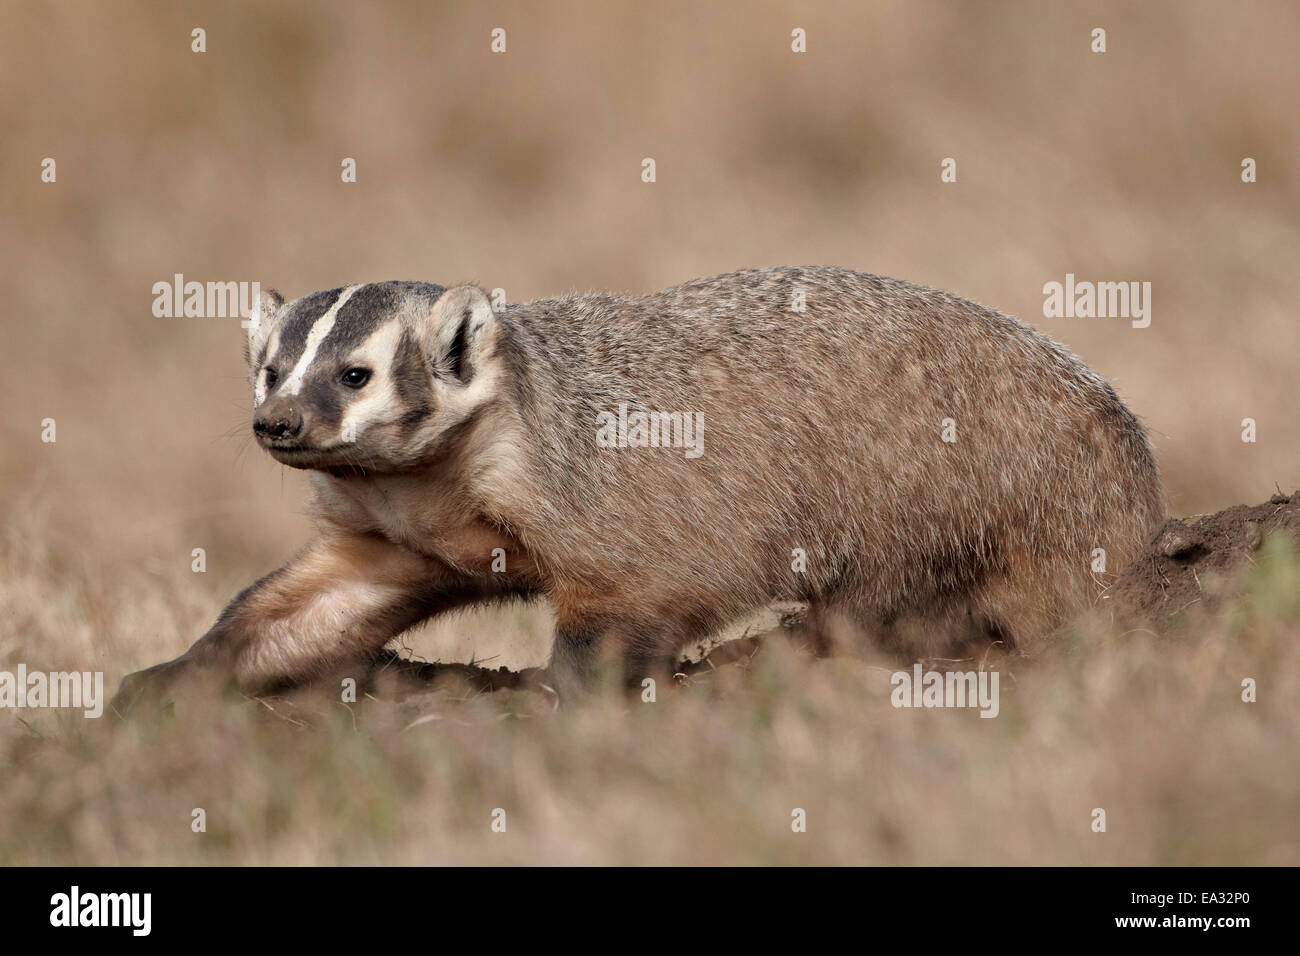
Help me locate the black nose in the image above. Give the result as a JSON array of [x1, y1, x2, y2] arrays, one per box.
[[253, 413, 303, 440]]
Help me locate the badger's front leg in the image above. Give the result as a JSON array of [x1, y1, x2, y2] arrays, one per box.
[[112, 531, 481, 717]]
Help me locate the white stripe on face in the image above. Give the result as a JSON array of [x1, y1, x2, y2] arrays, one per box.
[[280, 285, 361, 396]]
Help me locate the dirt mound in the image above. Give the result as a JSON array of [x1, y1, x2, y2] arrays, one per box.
[[1108, 490, 1300, 626]]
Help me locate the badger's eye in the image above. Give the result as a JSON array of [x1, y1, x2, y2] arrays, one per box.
[[341, 367, 371, 388], [263, 367, 278, 388]]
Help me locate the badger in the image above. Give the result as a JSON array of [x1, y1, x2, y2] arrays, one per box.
[[112, 266, 1165, 713]]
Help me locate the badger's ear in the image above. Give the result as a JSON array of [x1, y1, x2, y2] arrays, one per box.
[[419, 284, 500, 384], [243, 287, 285, 368]]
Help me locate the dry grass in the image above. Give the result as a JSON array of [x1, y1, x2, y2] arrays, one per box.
[[3, 527, 1297, 865], [3, 0, 1299, 864]]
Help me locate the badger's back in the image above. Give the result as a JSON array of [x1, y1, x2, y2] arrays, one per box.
[[495, 266, 1164, 651]]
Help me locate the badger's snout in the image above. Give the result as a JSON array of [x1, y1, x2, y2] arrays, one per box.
[[253, 403, 304, 441]]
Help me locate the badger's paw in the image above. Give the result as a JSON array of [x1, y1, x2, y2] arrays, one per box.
[[110, 658, 211, 720]]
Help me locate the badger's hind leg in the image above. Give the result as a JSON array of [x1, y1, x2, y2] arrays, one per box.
[[801, 566, 1041, 663], [810, 601, 1002, 662]]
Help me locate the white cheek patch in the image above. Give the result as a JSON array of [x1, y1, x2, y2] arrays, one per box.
[[246, 295, 271, 359], [252, 321, 283, 409], [338, 319, 407, 442], [254, 368, 269, 408], [264, 325, 282, 369], [281, 285, 361, 396]]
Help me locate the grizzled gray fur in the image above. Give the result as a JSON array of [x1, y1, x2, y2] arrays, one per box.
[[113, 266, 1165, 712]]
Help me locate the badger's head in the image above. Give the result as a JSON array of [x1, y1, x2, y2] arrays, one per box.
[[244, 281, 503, 473]]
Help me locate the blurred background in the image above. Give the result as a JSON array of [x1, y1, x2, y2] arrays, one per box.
[[3, 0, 1298, 673], [3, 0, 1300, 868]]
